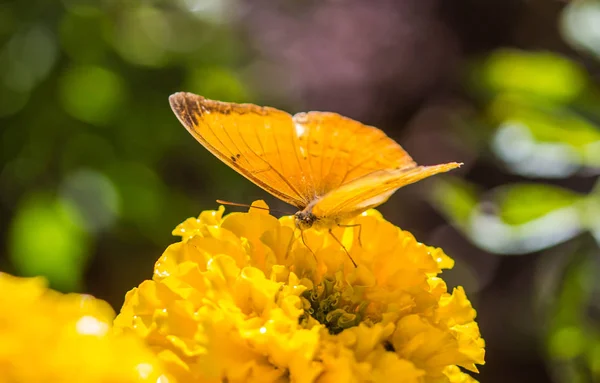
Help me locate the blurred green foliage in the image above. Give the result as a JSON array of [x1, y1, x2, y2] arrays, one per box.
[[434, 45, 600, 383], [0, 0, 256, 293], [8, 192, 90, 291], [435, 48, 600, 250], [498, 184, 582, 226]]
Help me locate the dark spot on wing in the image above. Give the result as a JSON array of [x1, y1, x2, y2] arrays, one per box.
[[230, 156, 236, 162], [236, 153, 241, 158]]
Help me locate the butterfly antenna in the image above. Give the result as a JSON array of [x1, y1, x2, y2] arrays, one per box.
[[216, 200, 294, 215], [300, 229, 318, 263], [328, 229, 357, 268], [284, 227, 298, 261]]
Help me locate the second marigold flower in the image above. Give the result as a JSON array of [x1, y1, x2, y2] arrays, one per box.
[[114, 201, 485, 383]]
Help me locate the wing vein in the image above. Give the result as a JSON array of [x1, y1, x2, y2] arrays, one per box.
[[319, 123, 330, 193], [195, 101, 234, 159], [291, 123, 313, 200], [221, 109, 246, 161], [181, 98, 302, 204], [338, 135, 390, 185], [324, 134, 342, 192], [250, 117, 306, 204], [324, 122, 364, 191], [304, 122, 317, 200], [305, 121, 314, 183]]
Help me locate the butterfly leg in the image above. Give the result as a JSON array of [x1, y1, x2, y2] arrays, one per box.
[[337, 223, 363, 247], [328, 229, 357, 268], [301, 229, 318, 263], [283, 227, 298, 261]]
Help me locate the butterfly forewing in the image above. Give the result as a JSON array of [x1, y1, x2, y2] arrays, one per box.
[[292, 112, 416, 197], [170, 92, 310, 207]]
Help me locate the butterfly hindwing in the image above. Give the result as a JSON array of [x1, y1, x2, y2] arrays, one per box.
[[291, 112, 416, 197], [310, 163, 461, 221]]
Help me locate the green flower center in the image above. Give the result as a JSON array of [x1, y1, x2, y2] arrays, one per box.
[[299, 278, 368, 334]]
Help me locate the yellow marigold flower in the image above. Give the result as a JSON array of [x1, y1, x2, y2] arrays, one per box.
[[114, 201, 485, 382], [0, 272, 169, 383]]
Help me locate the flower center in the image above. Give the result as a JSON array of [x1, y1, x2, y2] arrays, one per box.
[[299, 278, 368, 334]]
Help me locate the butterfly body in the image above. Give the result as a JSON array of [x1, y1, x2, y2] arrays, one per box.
[[169, 92, 460, 230]]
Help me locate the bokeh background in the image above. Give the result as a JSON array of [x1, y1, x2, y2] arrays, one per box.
[[1, 0, 600, 382]]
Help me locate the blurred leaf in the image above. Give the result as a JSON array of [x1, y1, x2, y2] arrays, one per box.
[[490, 99, 600, 177], [489, 95, 600, 147], [430, 177, 479, 228], [437, 183, 587, 255], [497, 184, 583, 226], [8, 193, 91, 292], [582, 184, 600, 246], [561, 1, 600, 61], [548, 326, 586, 360], [543, 245, 600, 381], [473, 50, 600, 178], [588, 343, 600, 377], [492, 121, 580, 178], [473, 49, 587, 103], [59, 65, 126, 125]]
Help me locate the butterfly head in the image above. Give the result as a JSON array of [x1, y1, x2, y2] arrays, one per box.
[[294, 210, 317, 230]]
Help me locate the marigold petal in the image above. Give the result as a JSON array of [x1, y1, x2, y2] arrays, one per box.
[[116, 201, 485, 382], [443, 365, 480, 383], [0, 272, 168, 382]]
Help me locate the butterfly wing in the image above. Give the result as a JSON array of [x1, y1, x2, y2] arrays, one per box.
[[170, 92, 310, 208], [310, 163, 461, 221], [291, 111, 416, 197], [170, 92, 416, 208]]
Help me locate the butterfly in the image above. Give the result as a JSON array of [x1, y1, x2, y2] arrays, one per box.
[[169, 92, 460, 240]]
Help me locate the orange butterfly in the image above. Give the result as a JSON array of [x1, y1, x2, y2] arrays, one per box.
[[169, 92, 460, 234]]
